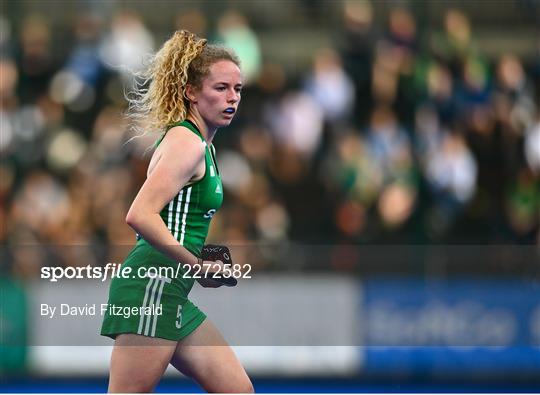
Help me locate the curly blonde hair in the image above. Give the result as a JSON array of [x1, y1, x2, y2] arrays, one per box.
[[127, 30, 240, 135]]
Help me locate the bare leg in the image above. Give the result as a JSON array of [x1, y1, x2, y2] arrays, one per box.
[[108, 334, 177, 393], [170, 319, 254, 393]]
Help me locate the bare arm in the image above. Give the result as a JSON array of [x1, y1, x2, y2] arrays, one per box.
[[125, 126, 205, 268]]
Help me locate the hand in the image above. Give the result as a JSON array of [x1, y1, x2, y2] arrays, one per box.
[[199, 244, 237, 287], [197, 277, 224, 288], [201, 245, 232, 266], [196, 260, 226, 288]]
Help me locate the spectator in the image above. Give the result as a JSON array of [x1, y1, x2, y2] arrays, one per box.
[[216, 10, 261, 85], [99, 10, 155, 79], [365, 105, 414, 185], [424, 131, 478, 235], [16, 15, 57, 104], [304, 48, 355, 127], [524, 115, 540, 173]]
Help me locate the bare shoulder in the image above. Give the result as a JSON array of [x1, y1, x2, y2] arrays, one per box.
[[147, 125, 206, 179], [160, 125, 206, 158]]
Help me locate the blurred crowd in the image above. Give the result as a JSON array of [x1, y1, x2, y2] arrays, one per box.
[[1, 1, 539, 277]]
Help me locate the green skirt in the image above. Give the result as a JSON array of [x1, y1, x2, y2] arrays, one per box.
[[100, 239, 206, 341]]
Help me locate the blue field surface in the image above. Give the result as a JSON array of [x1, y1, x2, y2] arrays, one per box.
[[1, 378, 539, 393]]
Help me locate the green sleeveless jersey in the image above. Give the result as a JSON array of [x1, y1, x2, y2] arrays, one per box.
[[155, 120, 223, 257], [102, 121, 217, 342]]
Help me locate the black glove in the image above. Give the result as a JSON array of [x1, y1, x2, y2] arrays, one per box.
[[200, 244, 237, 287]]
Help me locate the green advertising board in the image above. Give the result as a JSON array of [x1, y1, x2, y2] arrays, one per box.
[[0, 278, 27, 375]]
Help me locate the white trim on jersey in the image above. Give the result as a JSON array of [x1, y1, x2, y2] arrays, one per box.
[[173, 190, 184, 239], [208, 144, 218, 174], [179, 187, 192, 245], [167, 200, 174, 232]]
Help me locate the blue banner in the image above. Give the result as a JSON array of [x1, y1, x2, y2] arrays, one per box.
[[361, 279, 540, 376]]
